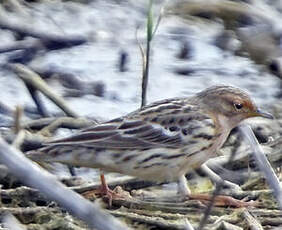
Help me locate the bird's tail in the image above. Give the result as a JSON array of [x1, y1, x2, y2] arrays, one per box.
[[26, 147, 51, 162], [26, 144, 98, 168], [26, 145, 71, 163]]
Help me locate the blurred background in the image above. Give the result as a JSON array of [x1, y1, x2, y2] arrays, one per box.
[[1, 0, 281, 122]]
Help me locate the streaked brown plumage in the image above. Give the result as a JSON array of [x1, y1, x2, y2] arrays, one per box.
[[27, 85, 273, 198]]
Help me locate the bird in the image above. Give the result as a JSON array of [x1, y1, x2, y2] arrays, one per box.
[[27, 85, 273, 206]]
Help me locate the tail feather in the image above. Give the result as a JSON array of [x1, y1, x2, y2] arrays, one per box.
[[26, 145, 72, 162], [25, 144, 99, 168], [26, 148, 53, 162]]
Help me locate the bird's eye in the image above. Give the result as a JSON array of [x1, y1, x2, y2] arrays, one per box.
[[234, 103, 243, 110]]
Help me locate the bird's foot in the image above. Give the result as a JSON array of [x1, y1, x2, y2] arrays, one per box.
[[97, 174, 131, 207], [99, 185, 131, 207], [187, 194, 258, 208], [82, 174, 131, 207]]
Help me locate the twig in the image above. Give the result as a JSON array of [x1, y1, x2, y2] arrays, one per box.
[[1, 186, 50, 204], [168, 0, 274, 28], [33, 116, 96, 176], [21, 117, 59, 130], [110, 209, 191, 230], [0, 136, 130, 230], [21, 117, 93, 130], [112, 196, 210, 214], [0, 14, 87, 49], [10, 64, 79, 118], [200, 163, 241, 191], [25, 82, 50, 117], [0, 40, 41, 54], [184, 218, 196, 230], [2, 0, 27, 15], [39, 117, 97, 136], [219, 189, 271, 200], [198, 131, 241, 230], [0, 206, 58, 215], [2, 130, 46, 152], [2, 213, 26, 230], [242, 210, 263, 230], [211, 221, 243, 230], [71, 176, 155, 194], [239, 124, 282, 209], [13, 106, 23, 134], [12, 129, 26, 149]]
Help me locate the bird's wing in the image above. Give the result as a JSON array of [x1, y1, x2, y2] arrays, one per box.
[[47, 101, 215, 149]]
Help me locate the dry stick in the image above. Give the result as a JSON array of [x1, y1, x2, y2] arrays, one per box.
[[1, 0, 26, 15], [39, 117, 96, 136], [184, 218, 196, 230], [110, 209, 188, 230], [2, 213, 26, 230], [0, 136, 130, 230], [243, 210, 264, 230], [10, 64, 78, 118], [21, 117, 93, 130], [200, 163, 241, 191], [0, 40, 39, 54], [12, 107, 27, 149], [10, 64, 77, 175], [0, 206, 58, 215], [169, 0, 275, 28], [25, 83, 50, 117], [72, 176, 155, 194], [12, 130, 26, 149], [13, 106, 23, 134], [0, 13, 86, 47], [22, 117, 61, 130], [198, 132, 241, 230], [239, 124, 282, 209]]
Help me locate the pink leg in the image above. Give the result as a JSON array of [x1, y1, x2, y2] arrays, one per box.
[[188, 194, 258, 207], [98, 174, 131, 207]]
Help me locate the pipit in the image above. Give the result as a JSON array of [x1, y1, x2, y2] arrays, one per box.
[[27, 85, 273, 206]]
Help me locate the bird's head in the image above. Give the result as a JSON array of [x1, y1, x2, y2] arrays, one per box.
[[195, 85, 273, 128]]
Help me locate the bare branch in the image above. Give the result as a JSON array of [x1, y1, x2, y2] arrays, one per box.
[[0, 136, 130, 230], [243, 210, 263, 230], [239, 124, 282, 209], [2, 213, 26, 230], [10, 64, 79, 118]]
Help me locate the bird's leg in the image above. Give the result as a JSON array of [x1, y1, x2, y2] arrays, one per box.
[[180, 164, 257, 208], [98, 174, 131, 207], [99, 174, 114, 207], [177, 174, 191, 196], [188, 193, 257, 207]]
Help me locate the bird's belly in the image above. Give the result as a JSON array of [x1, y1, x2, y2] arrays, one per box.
[[50, 137, 226, 183], [93, 146, 216, 182], [94, 148, 186, 182], [120, 164, 181, 182]]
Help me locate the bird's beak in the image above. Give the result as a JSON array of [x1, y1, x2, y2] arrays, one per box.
[[253, 109, 274, 119]]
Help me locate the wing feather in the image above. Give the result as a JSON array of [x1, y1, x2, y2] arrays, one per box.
[[46, 102, 214, 150]]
